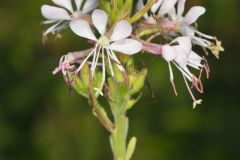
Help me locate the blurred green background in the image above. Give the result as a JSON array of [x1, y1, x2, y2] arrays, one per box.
[[0, 0, 240, 160]]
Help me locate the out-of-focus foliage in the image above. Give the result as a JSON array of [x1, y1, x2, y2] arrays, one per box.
[[0, 0, 240, 160]]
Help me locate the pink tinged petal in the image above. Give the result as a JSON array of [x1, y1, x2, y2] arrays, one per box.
[[92, 10, 108, 35], [82, 0, 99, 14], [151, 0, 163, 13], [177, 0, 186, 16], [70, 20, 97, 41], [75, 0, 83, 10], [184, 6, 206, 25], [162, 45, 178, 62], [158, 0, 177, 16], [52, 0, 73, 12], [41, 5, 71, 20], [110, 20, 132, 41], [110, 39, 142, 55]]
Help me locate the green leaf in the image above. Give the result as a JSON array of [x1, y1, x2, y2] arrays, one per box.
[[126, 137, 137, 160]]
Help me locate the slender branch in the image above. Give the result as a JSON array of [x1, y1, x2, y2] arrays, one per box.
[[89, 95, 115, 132]]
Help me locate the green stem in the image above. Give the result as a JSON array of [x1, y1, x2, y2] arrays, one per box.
[[110, 97, 129, 160], [112, 111, 128, 160]]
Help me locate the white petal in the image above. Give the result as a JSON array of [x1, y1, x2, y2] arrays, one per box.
[[82, 0, 99, 14], [110, 20, 132, 41], [177, 0, 186, 16], [188, 51, 203, 69], [184, 6, 206, 25], [70, 20, 97, 41], [41, 5, 70, 20], [151, 0, 163, 13], [174, 36, 192, 54], [109, 39, 142, 55], [52, 0, 73, 12], [167, 8, 177, 21], [180, 25, 195, 37], [92, 10, 108, 35], [75, 0, 83, 10], [175, 49, 188, 67], [158, 0, 177, 16], [162, 45, 178, 62]]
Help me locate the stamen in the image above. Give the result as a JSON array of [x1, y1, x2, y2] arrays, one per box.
[[106, 49, 115, 77], [109, 49, 125, 72], [194, 30, 215, 40], [95, 48, 106, 96], [183, 74, 202, 109], [203, 57, 210, 78], [192, 76, 204, 93], [168, 62, 178, 96], [173, 62, 193, 82], [75, 48, 97, 75], [91, 44, 101, 76]]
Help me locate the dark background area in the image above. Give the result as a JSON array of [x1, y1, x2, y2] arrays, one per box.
[[0, 0, 240, 160]]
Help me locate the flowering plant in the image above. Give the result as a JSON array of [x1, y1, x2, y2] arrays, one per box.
[[41, 0, 224, 159]]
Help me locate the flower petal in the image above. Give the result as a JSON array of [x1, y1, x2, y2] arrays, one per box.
[[158, 0, 177, 16], [70, 20, 97, 41], [110, 20, 132, 41], [180, 25, 195, 37], [184, 6, 206, 25], [162, 45, 177, 62], [92, 10, 108, 35], [82, 0, 99, 14], [174, 47, 188, 67], [52, 0, 73, 12], [109, 39, 142, 55], [167, 8, 177, 21], [151, 0, 163, 13], [177, 0, 186, 16], [188, 51, 203, 69], [75, 0, 83, 10], [41, 5, 71, 20], [174, 36, 192, 54]]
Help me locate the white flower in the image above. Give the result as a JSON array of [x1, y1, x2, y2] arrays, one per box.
[[136, 0, 177, 21], [162, 36, 205, 107], [168, 0, 224, 58], [41, 0, 98, 40], [69, 9, 142, 95]]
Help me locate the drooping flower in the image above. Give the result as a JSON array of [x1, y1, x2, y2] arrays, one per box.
[[69, 9, 142, 95], [168, 0, 224, 58], [52, 49, 93, 83], [162, 36, 208, 108], [41, 0, 98, 43]]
